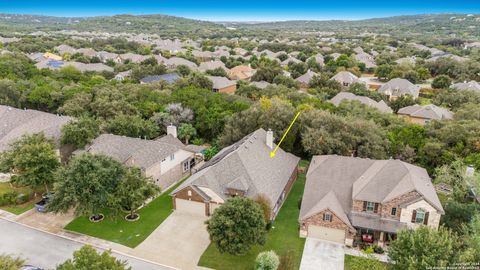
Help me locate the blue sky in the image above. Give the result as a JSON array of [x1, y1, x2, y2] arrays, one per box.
[[0, 0, 479, 21]]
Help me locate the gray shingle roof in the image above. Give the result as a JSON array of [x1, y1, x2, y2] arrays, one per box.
[[451, 81, 480, 92], [377, 78, 420, 98], [330, 71, 360, 85], [172, 128, 300, 205], [398, 104, 453, 120], [295, 70, 317, 85], [206, 76, 236, 89], [0, 106, 72, 152], [329, 92, 393, 113], [300, 155, 444, 227], [85, 134, 189, 169]]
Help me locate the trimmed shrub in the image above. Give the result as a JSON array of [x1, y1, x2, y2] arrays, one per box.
[[255, 250, 280, 270]]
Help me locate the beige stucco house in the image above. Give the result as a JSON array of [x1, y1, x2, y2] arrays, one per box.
[[82, 125, 195, 190]]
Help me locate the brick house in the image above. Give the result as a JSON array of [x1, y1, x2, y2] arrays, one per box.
[[206, 75, 237, 94], [171, 128, 300, 218], [299, 155, 444, 247], [81, 125, 195, 190]]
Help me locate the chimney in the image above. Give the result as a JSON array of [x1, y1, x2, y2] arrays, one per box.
[[167, 124, 177, 138], [266, 129, 274, 149]]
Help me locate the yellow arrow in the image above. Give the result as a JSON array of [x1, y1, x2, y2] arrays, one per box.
[[270, 111, 301, 158]]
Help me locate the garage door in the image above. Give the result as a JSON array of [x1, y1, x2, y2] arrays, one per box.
[[308, 225, 345, 244], [175, 198, 206, 216]]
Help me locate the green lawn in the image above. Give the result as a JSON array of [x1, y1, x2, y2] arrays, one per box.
[[344, 255, 388, 270], [64, 180, 184, 248], [198, 172, 307, 270], [0, 182, 39, 215]]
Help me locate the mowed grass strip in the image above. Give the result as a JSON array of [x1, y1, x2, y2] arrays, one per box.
[[64, 180, 184, 248]]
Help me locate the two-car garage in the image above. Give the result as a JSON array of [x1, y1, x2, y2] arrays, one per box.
[[307, 225, 346, 244], [175, 198, 206, 216]]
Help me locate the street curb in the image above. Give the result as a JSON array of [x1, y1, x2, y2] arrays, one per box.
[[0, 216, 180, 270]]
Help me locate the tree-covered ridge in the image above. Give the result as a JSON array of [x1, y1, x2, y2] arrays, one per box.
[[0, 13, 227, 37]]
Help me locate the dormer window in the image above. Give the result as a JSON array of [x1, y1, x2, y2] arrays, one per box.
[[170, 154, 175, 161]]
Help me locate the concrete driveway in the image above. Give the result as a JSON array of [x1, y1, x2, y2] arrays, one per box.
[[300, 238, 345, 270], [14, 209, 75, 233], [0, 218, 173, 270], [131, 211, 210, 270]]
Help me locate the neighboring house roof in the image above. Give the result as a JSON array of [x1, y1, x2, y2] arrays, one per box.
[[114, 70, 131, 80], [451, 81, 480, 92], [355, 53, 377, 69], [330, 71, 360, 85], [0, 105, 71, 152], [198, 60, 228, 72], [55, 44, 77, 55], [329, 92, 393, 113], [395, 56, 416, 65], [309, 53, 324, 66], [96, 51, 119, 61], [206, 75, 236, 90], [300, 155, 444, 228], [140, 73, 180, 84], [377, 78, 420, 98], [426, 53, 468, 62], [84, 134, 189, 170], [295, 70, 317, 85], [43, 52, 62, 61], [63, 62, 114, 73], [119, 53, 148, 63], [398, 104, 454, 120], [76, 48, 97, 58], [250, 81, 272, 89], [164, 57, 198, 69], [172, 128, 300, 205], [228, 65, 255, 80], [281, 56, 302, 66]]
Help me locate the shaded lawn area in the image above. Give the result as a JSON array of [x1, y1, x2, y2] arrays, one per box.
[[0, 182, 40, 215], [198, 172, 307, 270], [64, 180, 184, 248], [344, 254, 388, 270]]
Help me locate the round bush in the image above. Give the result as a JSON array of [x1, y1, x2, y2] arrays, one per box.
[[255, 250, 280, 270]]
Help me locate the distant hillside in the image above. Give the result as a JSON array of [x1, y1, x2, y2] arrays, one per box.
[[0, 13, 478, 39], [0, 14, 227, 37], [227, 14, 480, 38]]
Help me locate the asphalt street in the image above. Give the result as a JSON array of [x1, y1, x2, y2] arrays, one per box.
[[0, 218, 175, 270]]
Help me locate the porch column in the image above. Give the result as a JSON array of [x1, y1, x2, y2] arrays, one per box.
[[378, 231, 385, 247]]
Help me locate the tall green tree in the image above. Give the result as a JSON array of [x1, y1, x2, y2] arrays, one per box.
[[48, 153, 125, 220], [56, 245, 130, 270], [1, 133, 60, 192], [105, 114, 159, 139], [61, 117, 100, 149], [388, 226, 459, 270], [178, 123, 197, 144], [115, 168, 160, 220], [206, 197, 266, 255]]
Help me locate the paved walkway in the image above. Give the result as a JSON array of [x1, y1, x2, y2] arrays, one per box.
[[132, 211, 210, 270], [0, 218, 175, 270], [300, 238, 345, 270]]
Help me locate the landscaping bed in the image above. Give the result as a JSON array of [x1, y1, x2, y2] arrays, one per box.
[[198, 172, 307, 270], [64, 179, 185, 248]]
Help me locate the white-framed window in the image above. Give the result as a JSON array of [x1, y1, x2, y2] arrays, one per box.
[[170, 154, 175, 161], [391, 207, 397, 216], [187, 190, 192, 197], [415, 209, 425, 223], [366, 201, 375, 212], [183, 161, 190, 172], [323, 213, 332, 222]]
